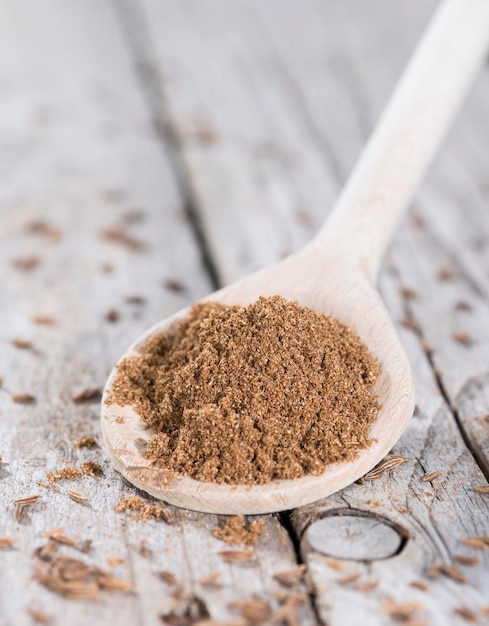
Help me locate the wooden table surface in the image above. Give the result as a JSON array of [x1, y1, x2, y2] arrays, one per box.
[[1, 1, 488, 624]]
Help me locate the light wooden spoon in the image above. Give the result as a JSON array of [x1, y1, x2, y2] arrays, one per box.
[[102, 0, 489, 514]]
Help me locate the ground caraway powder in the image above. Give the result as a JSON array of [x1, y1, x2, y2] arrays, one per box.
[[108, 296, 380, 485]]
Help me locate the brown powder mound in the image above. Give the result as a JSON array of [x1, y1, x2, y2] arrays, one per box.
[[108, 296, 380, 485], [213, 515, 266, 546]]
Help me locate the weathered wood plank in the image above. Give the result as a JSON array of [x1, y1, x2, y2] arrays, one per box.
[[0, 1, 315, 624], [136, 0, 489, 622]]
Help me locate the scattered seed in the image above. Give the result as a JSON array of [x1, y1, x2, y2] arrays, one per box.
[[100, 262, 114, 273], [33, 315, 56, 325], [72, 388, 102, 403], [473, 485, 489, 494], [336, 572, 361, 585], [25, 607, 52, 623], [462, 536, 489, 550], [437, 266, 456, 281], [105, 309, 119, 323], [219, 549, 255, 562], [198, 572, 221, 588], [422, 470, 440, 482], [269, 592, 307, 624], [12, 339, 34, 350], [273, 564, 307, 588], [42, 528, 77, 546], [0, 536, 15, 548], [107, 557, 124, 567], [231, 599, 270, 623], [381, 602, 425, 619], [101, 226, 147, 252], [420, 339, 433, 353], [410, 580, 430, 592], [411, 213, 425, 228], [452, 332, 472, 346], [122, 209, 146, 224], [323, 557, 346, 571], [400, 317, 421, 332], [453, 555, 481, 566], [14, 495, 41, 521], [12, 255, 40, 270], [125, 295, 146, 305], [164, 278, 187, 293], [25, 220, 61, 241], [400, 287, 418, 301], [12, 393, 36, 404], [74, 435, 97, 449], [139, 540, 151, 558], [360, 455, 408, 481], [455, 301, 473, 312], [97, 577, 132, 592], [434, 564, 468, 584], [67, 490, 88, 504], [158, 570, 178, 586], [213, 515, 265, 546], [356, 580, 378, 592], [453, 607, 479, 623]]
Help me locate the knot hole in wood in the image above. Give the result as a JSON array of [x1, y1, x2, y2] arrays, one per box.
[[302, 509, 409, 561]]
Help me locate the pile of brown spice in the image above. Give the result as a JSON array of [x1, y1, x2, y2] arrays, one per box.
[[108, 296, 380, 485]]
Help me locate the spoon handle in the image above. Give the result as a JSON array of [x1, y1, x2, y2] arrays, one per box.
[[314, 0, 489, 280]]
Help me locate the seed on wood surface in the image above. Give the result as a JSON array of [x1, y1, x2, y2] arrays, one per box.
[[420, 339, 433, 353], [157, 570, 178, 586], [12, 338, 34, 350], [212, 515, 265, 546], [104, 308, 120, 323], [25, 220, 61, 241], [125, 295, 146, 305], [80, 539, 92, 554], [452, 332, 472, 346], [37, 540, 57, 561], [473, 485, 489, 494], [12, 255, 40, 270], [411, 213, 426, 228], [410, 580, 430, 592], [14, 495, 41, 521], [273, 564, 307, 588], [33, 315, 56, 325], [42, 527, 77, 546], [455, 301, 473, 312], [360, 454, 408, 481], [164, 278, 187, 293], [74, 435, 97, 449], [453, 607, 479, 623], [107, 557, 124, 567], [159, 595, 210, 624], [97, 576, 131, 591], [101, 226, 148, 252], [400, 287, 418, 301], [269, 592, 307, 625], [80, 461, 104, 476], [381, 602, 425, 619], [0, 536, 15, 548], [356, 580, 378, 593], [198, 572, 221, 588], [336, 572, 361, 585], [422, 470, 440, 482], [12, 393, 36, 404], [437, 266, 456, 281], [72, 388, 102, 403], [231, 599, 270, 623], [461, 537, 489, 550], [100, 261, 114, 273], [67, 490, 88, 504], [432, 564, 468, 584], [453, 555, 481, 566], [219, 549, 255, 562], [25, 607, 52, 623], [323, 557, 346, 571], [400, 317, 421, 332], [115, 495, 174, 523], [139, 540, 151, 558]]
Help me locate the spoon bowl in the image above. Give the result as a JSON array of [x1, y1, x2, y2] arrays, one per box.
[[101, 246, 414, 514]]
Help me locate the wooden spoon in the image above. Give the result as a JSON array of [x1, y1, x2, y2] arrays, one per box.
[[102, 0, 489, 514]]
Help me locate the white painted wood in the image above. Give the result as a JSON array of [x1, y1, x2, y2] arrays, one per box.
[[0, 1, 316, 624]]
